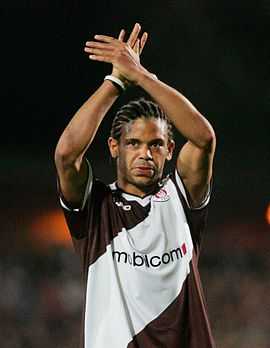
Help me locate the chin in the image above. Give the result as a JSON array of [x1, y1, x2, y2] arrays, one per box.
[[133, 176, 158, 189]]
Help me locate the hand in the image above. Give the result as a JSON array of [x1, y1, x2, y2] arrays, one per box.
[[84, 23, 148, 86], [111, 24, 148, 87]]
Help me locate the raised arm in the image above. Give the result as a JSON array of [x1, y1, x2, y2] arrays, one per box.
[[86, 32, 216, 208], [55, 23, 148, 207], [137, 75, 216, 208]]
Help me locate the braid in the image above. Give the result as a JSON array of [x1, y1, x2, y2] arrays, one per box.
[[110, 98, 174, 141]]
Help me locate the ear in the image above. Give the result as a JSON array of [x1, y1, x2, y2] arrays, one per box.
[[108, 137, 119, 158], [166, 140, 175, 161]]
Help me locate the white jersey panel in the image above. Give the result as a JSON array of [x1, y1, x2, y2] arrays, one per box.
[[84, 178, 194, 348], [85, 249, 135, 347]]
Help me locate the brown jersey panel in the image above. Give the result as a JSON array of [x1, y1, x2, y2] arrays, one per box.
[[62, 179, 151, 268], [127, 253, 216, 348], [170, 173, 210, 256]]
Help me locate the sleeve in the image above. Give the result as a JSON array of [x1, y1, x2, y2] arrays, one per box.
[[56, 161, 110, 273], [56, 159, 94, 240], [172, 169, 213, 255], [58, 159, 93, 213], [174, 169, 211, 210]]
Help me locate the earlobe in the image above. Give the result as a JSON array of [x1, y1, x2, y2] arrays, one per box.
[[166, 152, 173, 161], [111, 151, 118, 159], [166, 154, 171, 161]]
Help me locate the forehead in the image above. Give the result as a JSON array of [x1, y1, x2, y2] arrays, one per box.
[[122, 117, 168, 140]]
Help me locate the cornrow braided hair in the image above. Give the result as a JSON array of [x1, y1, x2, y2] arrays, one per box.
[[110, 98, 174, 141]]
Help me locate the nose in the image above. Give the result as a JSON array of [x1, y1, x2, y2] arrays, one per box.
[[139, 144, 152, 160]]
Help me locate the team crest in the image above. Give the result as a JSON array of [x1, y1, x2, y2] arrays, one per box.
[[153, 188, 170, 202]]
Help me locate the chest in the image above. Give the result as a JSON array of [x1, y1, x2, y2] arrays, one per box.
[[109, 190, 194, 279]]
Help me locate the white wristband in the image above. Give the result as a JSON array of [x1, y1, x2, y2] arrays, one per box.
[[104, 75, 126, 91]]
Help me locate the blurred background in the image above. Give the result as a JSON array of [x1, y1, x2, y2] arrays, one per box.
[[1, 0, 269, 347]]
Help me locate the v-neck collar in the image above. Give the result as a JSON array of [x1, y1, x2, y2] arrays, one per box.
[[109, 177, 169, 207]]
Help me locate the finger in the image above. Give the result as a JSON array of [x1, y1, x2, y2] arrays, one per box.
[[140, 32, 148, 54], [89, 54, 113, 63], [93, 34, 116, 43], [127, 23, 141, 47], [84, 47, 109, 55], [118, 29, 125, 42], [134, 39, 140, 55], [85, 41, 112, 50]]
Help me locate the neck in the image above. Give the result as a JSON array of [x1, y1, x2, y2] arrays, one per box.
[[116, 181, 158, 198]]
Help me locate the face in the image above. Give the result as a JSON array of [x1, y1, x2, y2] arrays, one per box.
[[108, 117, 175, 197]]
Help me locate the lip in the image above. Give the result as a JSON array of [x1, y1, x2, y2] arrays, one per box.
[[136, 166, 153, 170], [133, 166, 154, 177]]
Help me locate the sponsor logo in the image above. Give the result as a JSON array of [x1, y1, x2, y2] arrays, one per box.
[[112, 243, 187, 268]]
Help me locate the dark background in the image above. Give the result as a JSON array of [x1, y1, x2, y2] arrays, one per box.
[[1, 1, 269, 347]]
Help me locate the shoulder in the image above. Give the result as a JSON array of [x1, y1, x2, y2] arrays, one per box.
[[168, 170, 211, 211]]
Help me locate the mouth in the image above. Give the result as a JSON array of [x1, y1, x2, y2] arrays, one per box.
[[133, 166, 154, 177]]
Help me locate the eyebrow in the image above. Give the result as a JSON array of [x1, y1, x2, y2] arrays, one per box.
[[125, 138, 165, 144], [148, 138, 165, 145]]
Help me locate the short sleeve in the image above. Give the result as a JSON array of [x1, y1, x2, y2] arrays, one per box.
[[171, 170, 213, 255], [56, 163, 111, 270], [56, 159, 95, 240], [174, 169, 211, 210], [58, 159, 93, 213]]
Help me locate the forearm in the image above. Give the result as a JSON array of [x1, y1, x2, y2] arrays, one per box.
[[55, 80, 120, 164], [137, 69, 215, 148]]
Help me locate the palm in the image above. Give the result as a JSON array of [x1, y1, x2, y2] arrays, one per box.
[[112, 52, 139, 86], [111, 24, 147, 86]]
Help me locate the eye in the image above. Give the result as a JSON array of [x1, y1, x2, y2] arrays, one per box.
[[150, 141, 163, 149], [126, 139, 139, 147]]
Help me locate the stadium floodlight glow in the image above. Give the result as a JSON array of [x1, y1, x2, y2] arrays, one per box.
[[265, 203, 270, 225]]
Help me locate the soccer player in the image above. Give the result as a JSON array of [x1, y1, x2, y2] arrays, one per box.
[[55, 23, 216, 348]]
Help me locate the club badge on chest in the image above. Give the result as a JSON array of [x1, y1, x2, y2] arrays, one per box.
[[152, 188, 170, 202]]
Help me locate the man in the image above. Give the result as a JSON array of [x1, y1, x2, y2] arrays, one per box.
[[55, 23, 216, 348]]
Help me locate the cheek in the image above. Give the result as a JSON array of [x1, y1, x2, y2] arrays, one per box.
[[123, 148, 137, 162], [153, 150, 167, 165], [118, 150, 133, 171]]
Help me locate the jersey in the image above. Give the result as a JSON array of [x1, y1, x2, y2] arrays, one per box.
[[58, 161, 216, 348]]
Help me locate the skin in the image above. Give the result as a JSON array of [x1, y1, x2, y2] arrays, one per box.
[[108, 117, 175, 197], [85, 25, 216, 207], [55, 22, 216, 209], [55, 24, 147, 206]]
